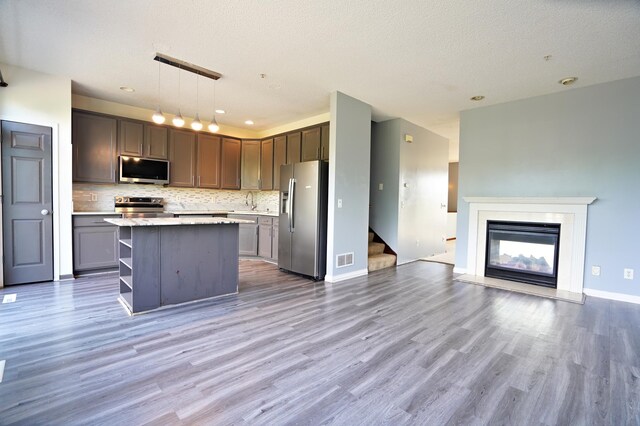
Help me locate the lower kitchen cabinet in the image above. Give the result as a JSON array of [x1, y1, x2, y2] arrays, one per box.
[[73, 215, 121, 273], [271, 220, 279, 261], [228, 214, 258, 256], [258, 217, 273, 258], [229, 214, 278, 260]]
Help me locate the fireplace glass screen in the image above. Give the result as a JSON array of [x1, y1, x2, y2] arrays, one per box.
[[485, 221, 560, 288]]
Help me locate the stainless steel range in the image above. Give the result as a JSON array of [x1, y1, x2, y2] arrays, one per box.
[[114, 196, 174, 218]]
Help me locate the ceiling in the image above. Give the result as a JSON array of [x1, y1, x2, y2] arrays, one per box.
[[2, 0, 640, 161]]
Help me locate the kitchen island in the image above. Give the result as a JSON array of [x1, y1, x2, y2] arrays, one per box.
[[105, 217, 254, 314]]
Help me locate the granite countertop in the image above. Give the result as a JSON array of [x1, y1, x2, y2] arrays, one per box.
[[73, 211, 122, 216], [104, 217, 255, 227], [169, 210, 230, 215], [74, 210, 279, 217], [226, 210, 279, 217]]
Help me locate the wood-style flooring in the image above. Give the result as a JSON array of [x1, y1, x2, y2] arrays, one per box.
[[1, 260, 639, 425]]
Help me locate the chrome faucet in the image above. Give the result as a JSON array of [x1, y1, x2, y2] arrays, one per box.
[[245, 191, 257, 211]]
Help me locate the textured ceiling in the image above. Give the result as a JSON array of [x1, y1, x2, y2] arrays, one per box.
[[2, 0, 640, 161]]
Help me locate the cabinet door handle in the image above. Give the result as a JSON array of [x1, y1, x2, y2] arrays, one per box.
[[317, 147, 320, 159], [140, 142, 144, 155], [198, 176, 201, 186], [191, 176, 194, 186], [321, 146, 324, 159]]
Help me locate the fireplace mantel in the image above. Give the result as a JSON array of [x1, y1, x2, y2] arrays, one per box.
[[462, 196, 596, 295], [463, 197, 597, 205]]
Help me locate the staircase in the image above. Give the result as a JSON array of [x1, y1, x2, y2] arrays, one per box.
[[367, 232, 397, 272]]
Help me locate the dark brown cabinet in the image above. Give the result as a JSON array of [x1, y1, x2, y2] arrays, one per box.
[[301, 127, 321, 161], [260, 139, 274, 190], [145, 125, 169, 159], [221, 137, 241, 189], [286, 132, 301, 164], [119, 120, 145, 157], [196, 134, 221, 188], [321, 124, 330, 161], [169, 129, 197, 187], [72, 111, 118, 183], [241, 140, 261, 190], [273, 135, 287, 190]]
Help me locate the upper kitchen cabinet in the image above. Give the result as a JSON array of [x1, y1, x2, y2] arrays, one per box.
[[72, 111, 118, 183], [241, 140, 261, 190], [196, 134, 221, 189], [321, 124, 330, 161], [273, 135, 287, 190], [120, 120, 168, 160], [286, 132, 301, 164], [169, 129, 197, 187], [260, 138, 274, 190], [118, 119, 144, 157], [221, 137, 241, 189], [301, 127, 321, 161], [145, 125, 169, 159]]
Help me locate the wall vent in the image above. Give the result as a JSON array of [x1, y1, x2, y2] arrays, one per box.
[[336, 252, 354, 268]]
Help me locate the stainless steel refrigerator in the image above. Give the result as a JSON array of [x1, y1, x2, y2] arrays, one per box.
[[278, 160, 328, 280]]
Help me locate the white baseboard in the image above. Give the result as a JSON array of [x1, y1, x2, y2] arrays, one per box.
[[325, 268, 368, 283], [584, 288, 640, 305], [453, 267, 467, 274]]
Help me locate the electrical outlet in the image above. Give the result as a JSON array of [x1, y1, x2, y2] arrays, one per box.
[[90, 193, 98, 201], [624, 269, 634, 280], [378, 183, 383, 191], [337, 199, 342, 208], [591, 266, 601, 276]]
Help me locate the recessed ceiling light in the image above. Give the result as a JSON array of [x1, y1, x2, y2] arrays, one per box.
[[470, 95, 485, 101], [215, 109, 226, 114], [245, 120, 254, 125], [119, 86, 135, 93], [559, 77, 578, 86]]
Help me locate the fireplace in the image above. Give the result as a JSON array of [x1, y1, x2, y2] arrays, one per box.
[[485, 221, 560, 288], [461, 197, 595, 295]]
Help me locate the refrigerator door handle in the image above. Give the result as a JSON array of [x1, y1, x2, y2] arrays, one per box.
[[290, 178, 296, 232], [287, 178, 293, 232]]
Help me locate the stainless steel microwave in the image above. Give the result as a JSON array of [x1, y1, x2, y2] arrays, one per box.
[[119, 156, 170, 184]]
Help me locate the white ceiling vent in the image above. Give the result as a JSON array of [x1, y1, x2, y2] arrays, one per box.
[[337, 252, 354, 268]]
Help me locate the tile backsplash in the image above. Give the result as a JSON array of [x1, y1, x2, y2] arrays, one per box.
[[73, 183, 280, 213]]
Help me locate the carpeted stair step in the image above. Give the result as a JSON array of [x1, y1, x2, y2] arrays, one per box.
[[368, 241, 385, 256], [368, 253, 397, 272], [368, 232, 374, 243]]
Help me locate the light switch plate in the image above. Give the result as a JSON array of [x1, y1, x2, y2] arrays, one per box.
[[378, 183, 383, 191], [591, 266, 601, 276]]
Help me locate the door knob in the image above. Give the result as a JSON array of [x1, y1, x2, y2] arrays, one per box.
[[41, 209, 50, 216]]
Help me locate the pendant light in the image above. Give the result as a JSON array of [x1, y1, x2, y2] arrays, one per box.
[[151, 60, 166, 124], [172, 66, 185, 127], [208, 80, 220, 133], [191, 74, 203, 131]]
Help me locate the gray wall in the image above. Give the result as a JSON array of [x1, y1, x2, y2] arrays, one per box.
[[326, 91, 372, 280], [370, 118, 448, 264], [456, 76, 640, 297], [370, 120, 400, 250]]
